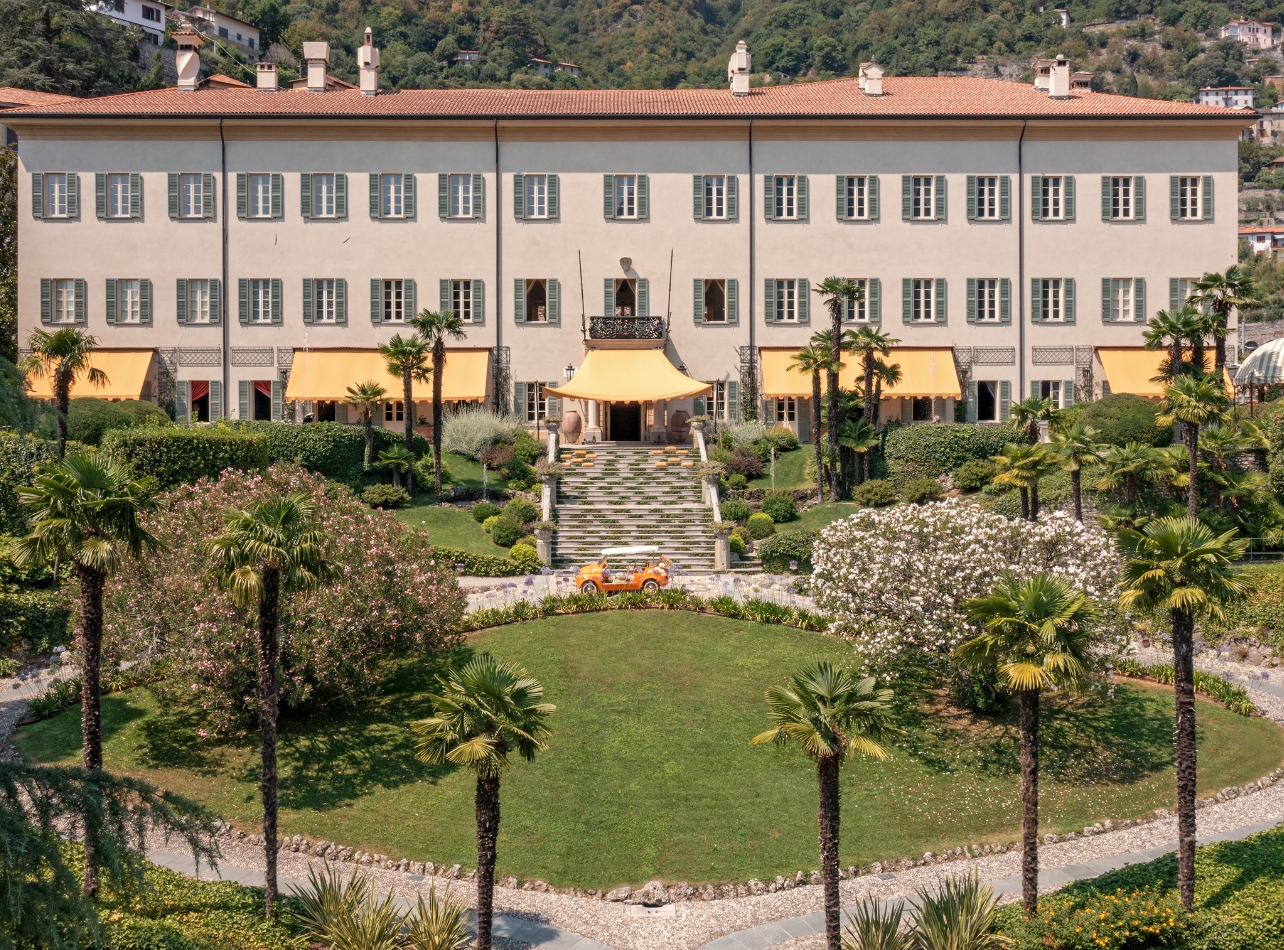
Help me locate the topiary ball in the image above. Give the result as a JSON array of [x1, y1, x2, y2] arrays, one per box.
[[760, 492, 798, 523], [509, 543, 543, 573], [490, 516, 523, 548], [719, 498, 753, 523], [853, 479, 899, 507], [747, 512, 776, 540], [503, 497, 540, 525], [471, 502, 501, 523], [361, 484, 410, 509], [953, 459, 996, 493], [482, 514, 501, 534], [729, 533, 747, 556], [901, 477, 943, 505]]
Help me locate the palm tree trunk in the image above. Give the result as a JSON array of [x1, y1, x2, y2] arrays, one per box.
[[433, 343, 445, 496], [1126, 474, 1138, 507], [1186, 422, 1199, 520], [1171, 605, 1198, 910], [1030, 480, 1040, 521], [1019, 487, 1029, 520], [817, 754, 842, 950], [362, 411, 373, 469], [1214, 309, 1228, 373], [55, 372, 70, 459], [812, 373, 825, 503], [1071, 468, 1083, 522], [1019, 688, 1040, 916], [828, 303, 843, 501], [77, 563, 106, 898], [1191, 338, 1205, 377], [475, 774, 501, 950], [863, 352, 874, 429], [257, 566, 282, 919], [403, 370, 415, 495], [1170, 343, 1183, 380]]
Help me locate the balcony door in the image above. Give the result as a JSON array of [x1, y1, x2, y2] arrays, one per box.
[[614, 279, 637, 316]]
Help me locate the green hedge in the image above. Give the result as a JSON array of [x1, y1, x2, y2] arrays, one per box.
[[227, 422, 429, 480], [102, 429, 269, 489], [878, 422, 1022, 481], [1210, 565, 1284, 652], [1076, 393, 1172, 447], [757, 530, 819, 573], [66, 398, 170, 445], [0, 434, 64, 535], [431, 545, 535, 577], [0, 586, 70, 655]]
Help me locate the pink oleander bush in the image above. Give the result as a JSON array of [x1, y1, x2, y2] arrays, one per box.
[[102, 464, 465, 733]]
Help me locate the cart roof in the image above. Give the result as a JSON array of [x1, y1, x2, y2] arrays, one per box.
[[600, 546, 660, 557]]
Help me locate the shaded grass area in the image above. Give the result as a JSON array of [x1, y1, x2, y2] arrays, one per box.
[[748, 447, 811, 491], [442, 452, 508, 493], [790, 501, 861, 534], [16, 612, 1284, 889], [396, 501, 500, 557]]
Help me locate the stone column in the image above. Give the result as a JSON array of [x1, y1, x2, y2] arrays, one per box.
[[535, 527, 554, 566], [650, 399, 668, 442], [585, 399, 602, 443], [544, 418, 560, 462], [945, 396, 956, 423], [714, 524, 733, 572], [540, 474, 558, 522], [702, 474, 720, 509]]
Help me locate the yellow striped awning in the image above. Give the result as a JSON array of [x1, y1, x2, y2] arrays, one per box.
[[26, 349, 154, 400], [760, 347, 961, 399], [545, 348, 711, 402], [284, 348, 490, 402]]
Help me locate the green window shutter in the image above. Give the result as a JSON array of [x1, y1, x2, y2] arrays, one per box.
[[934, 175, 946, 220], [473, 279, 484, 324], [603, 174, 615, 219], [438, 173, 449, 217], [796, 174, 808, 220], [693, 278, 704, 324], [901, 398, 912, 425], [209, 380, 222, 421], [966, 380, 978, 423], [836, 175, 847, 220], [934, 278, 946, 323], [726, 278, 739, 324], [901, 175, 911, 220], [1063, 278, 1075, 324], [1170, 277, 1180, 311], [868, 175, 879, 221], [95, 173, 106, 219], [239, 278, 250, 324], [1170, 175, 1179, 220], [176, 380, 190, 424], [1063, 379, 1075, 406], [764, 174, 775, 221], [31, 173, 43, 219], [602, 278, 613, 317], [1134, 277, 1145, 322], [271, 380, 283, 422], [105, 278, 117, 324], [335, 279, 346, 324], [1030, 174, 1042, 221], [764, 398, 776, 424], [727, 379, 740, 423], [209, 279, 221, 326], [1030, 379, 1040, 400], [999, 380, 1011, 420], [440, 278, 450, 313], [270, 173, 283, 218], [202, 174, 215, 218], [73, 279, 86, 323], [966, 175, 977, 220], [239, 380, 250, 420], [966, 277, 977, 324], [1102, 277, 1112, 324], [403, 174, 415, 218], [548, 279, 560, 324], [868, 278, 881, 324], [726, 174, 737, 219], [168, 172, 179, 218], [1133, 176, 1145, 220], [1031, 277, 1042, 323], [39, 278, 51, 324], [548, 174, 559, 218], [999, 175, 1010, 220], [902, 277, 912, 323], [66, 174, 78, 218], [404, 279, 416, 318], [237, 172, 248, 219], [1101, 175, 1111, 220], [472, 172, 483, 218], [514, 279, 526, 323], [545, 383, 560, 419], [301, 172, 312, 218], [370, 276, 383, 322], [369, 173, 380, 218], [1064, 175, 1075, 220], [303, 278, 314, 324], [176, 278, 187, 324], [693, 175, 704, 220], [139, 279, 151, 324], [999, 278, 1011, 324], [514, 173, 525, 219], [130, 173, 141, 218], [335, 173, 347, 218], [271, 278, 282, 324], [1202, 175, 1214, 220], [764, 278, 775, 322], [514, 381, 526, 415], [797, 400, 809, 442], [636, 277, 648, 317], [637, 174, 649, 218], [797, 278, 809, 324]]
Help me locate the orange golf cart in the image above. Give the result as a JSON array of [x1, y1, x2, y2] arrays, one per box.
[[575, 546, 673, 594]]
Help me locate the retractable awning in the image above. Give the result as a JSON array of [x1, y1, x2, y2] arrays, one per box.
[[759, 347, 961, 399], [1096, 347, 1231, 397], [26, 349, 154, 400], [545, 348, 711, 402], [1235, 338, 1284, 386], [284, 348, 491, 402]]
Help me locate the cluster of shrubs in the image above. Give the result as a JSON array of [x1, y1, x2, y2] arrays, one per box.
[[714, 424, 801, 489], [472, 497, 541, 551], [718, 489, 805, 565], [441, 408, 542, 490]]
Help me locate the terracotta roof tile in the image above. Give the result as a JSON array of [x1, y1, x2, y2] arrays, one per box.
[[0, 76, 1254, 120], [0, 86, 79, 109]]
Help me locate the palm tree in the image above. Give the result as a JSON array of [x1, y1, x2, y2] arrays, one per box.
[[847, 325, 899, 428], [814, 280, 862, 498], [379, 334, 432, 494], [751, 661, 896, 950], [412, 654, 554, 950], [1118, 517, 1248, 910], [992, 443, 1059, 520], [203, 493, 336, 919], [870, 360, 902, 429], [378, 444, 413, 488], [343, 380, 388, 469], [11, 449, 156, 896], [1011, 395, 1056, 446], [1188, 266, 1258, 372], [1158, 374, 1230, 519], [958, 574, 1100, 915], [1143, 307, 1207, 381], [20, 328, 107, 459], [410, 309, 467, 496], [790, 344, 830, 503], [1049, 422, 1102, 522], [837, 418, 878, 486], [1199, 421, 1268, 512], [1093, 442, 1176, 508]]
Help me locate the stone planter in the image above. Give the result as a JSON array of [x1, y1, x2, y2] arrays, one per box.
[[543, 419, 561, 462], [713, 524, 733, 572], [535, 527, 554, 566]]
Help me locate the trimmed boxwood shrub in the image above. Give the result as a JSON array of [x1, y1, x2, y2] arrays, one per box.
[[229, 421, 429, 480], [66, 397, 170, 445], [432, 545, 531, 577], [509, 543, 544, 573], [1075, 393, 1171, 447], [881, 422, 1022, 480], [490, 516, 523, 548], [719, 498, 753, 523], [854, 478, 899, 507], [726, 473, 748, 491], [953, 458, 995, 492], [471, 502, 501, 523], [760, 492, 798, 523], [103, 429, 269, 489], [758, 530, 819, 573], [503, 497, 540, 525], [731, 525, 753, 544], [482, 515, 501, 534], [512, 534, 537, 548], [361, 484, 410, 509], [512, 429, 543, 464], [747, 512, 776, 539], [902, 477, 943, 505], [729, 533, 746, 556]]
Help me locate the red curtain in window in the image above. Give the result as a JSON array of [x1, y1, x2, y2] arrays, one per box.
[[254, 381, 273, 398], [189, 381, 209, 401]]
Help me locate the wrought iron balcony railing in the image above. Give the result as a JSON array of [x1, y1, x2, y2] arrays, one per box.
[[588, 315, 666, 340]]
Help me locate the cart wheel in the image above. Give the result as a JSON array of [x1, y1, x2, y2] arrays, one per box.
[[579, 581, 599, 594], [642, 579, 660, 592]]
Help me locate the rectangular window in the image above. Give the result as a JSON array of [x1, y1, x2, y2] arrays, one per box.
[[773, 278, 797, 322], [774, 175, 796, 219], [187, 279, 210, 323], [1040, 380, 1063, 408], [383, 279, 404, 322], [975, 176, 998, 219], [711, 381, 727, 419], [976, 278, 998, 321], [117, 279, 140, 323], [142, 5, 160, 21], [1178, 278, 1199, 309], [45, 173, 68, 217], [912, 176, 935, 219], [1041, 176, 1063, 219], [250, 279, 271, 323], [313, 279, 335, 322], [181, 173, 204, 218], [1041, 278, 1063, 321], [1110, 176, 1132, 219], [381, 174, 403, 217], [845, 278, 868, 322], [976, 381, 998, 422], [218, 25, 228, 37], [451, 279, 472, 322], [782, 397, 797, 422], [912, 278, 935, 321], [1178, 176, 1201, 219], [704, 175, 726, 219], [313, 174, 335, 217], [1111, 278, 1134, 322], [108, 173, 131, 218], [526, 279, 548, 322], [525, 175, 547, 218], [703, 279, 726, 322], [384, 400, 404, 422], [615, 175, 637, 218], [249, 174, 272, 218], [844, 175, 867, 219], [449, 174, 472, 218], [525, 382, 546, 423], [54, 279, 75, 323]]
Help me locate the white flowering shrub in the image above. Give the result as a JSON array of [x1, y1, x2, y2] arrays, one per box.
[[811, 499, 1119, 663]]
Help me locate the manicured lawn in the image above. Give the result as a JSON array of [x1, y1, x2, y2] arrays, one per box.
[[442, 451, 508, 493], [17, 612, 1284, 889], [790, 501, 862, 533], [748, 447, 811, 491], [396, 501, 500, 557]]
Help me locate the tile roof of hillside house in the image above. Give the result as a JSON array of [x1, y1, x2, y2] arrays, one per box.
[[0, 76, 1256, 120], [0, 87, 79, 109]]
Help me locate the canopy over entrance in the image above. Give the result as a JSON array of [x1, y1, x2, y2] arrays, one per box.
[[284, 348, 490, 402], [545, 348, 711, 402], [759, 347, 961, 399], [1097, 347, 1229, 398], [1235, 338, 1284, 387], [26, 349, 154, 400]]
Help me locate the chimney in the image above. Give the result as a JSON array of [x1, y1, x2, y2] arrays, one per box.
[[1048, 53, 1071, 99], [174, 31, 204, 92], [1032, 59, 1053, 91], [728, 40, 751, 97], [303, 41, 331, 93], [858, 61, 884, 96], [358, 27, 380, 95], [256, 62, 278, 92]]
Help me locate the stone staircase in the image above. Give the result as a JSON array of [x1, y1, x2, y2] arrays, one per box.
[[553, 445, 716, 571]]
